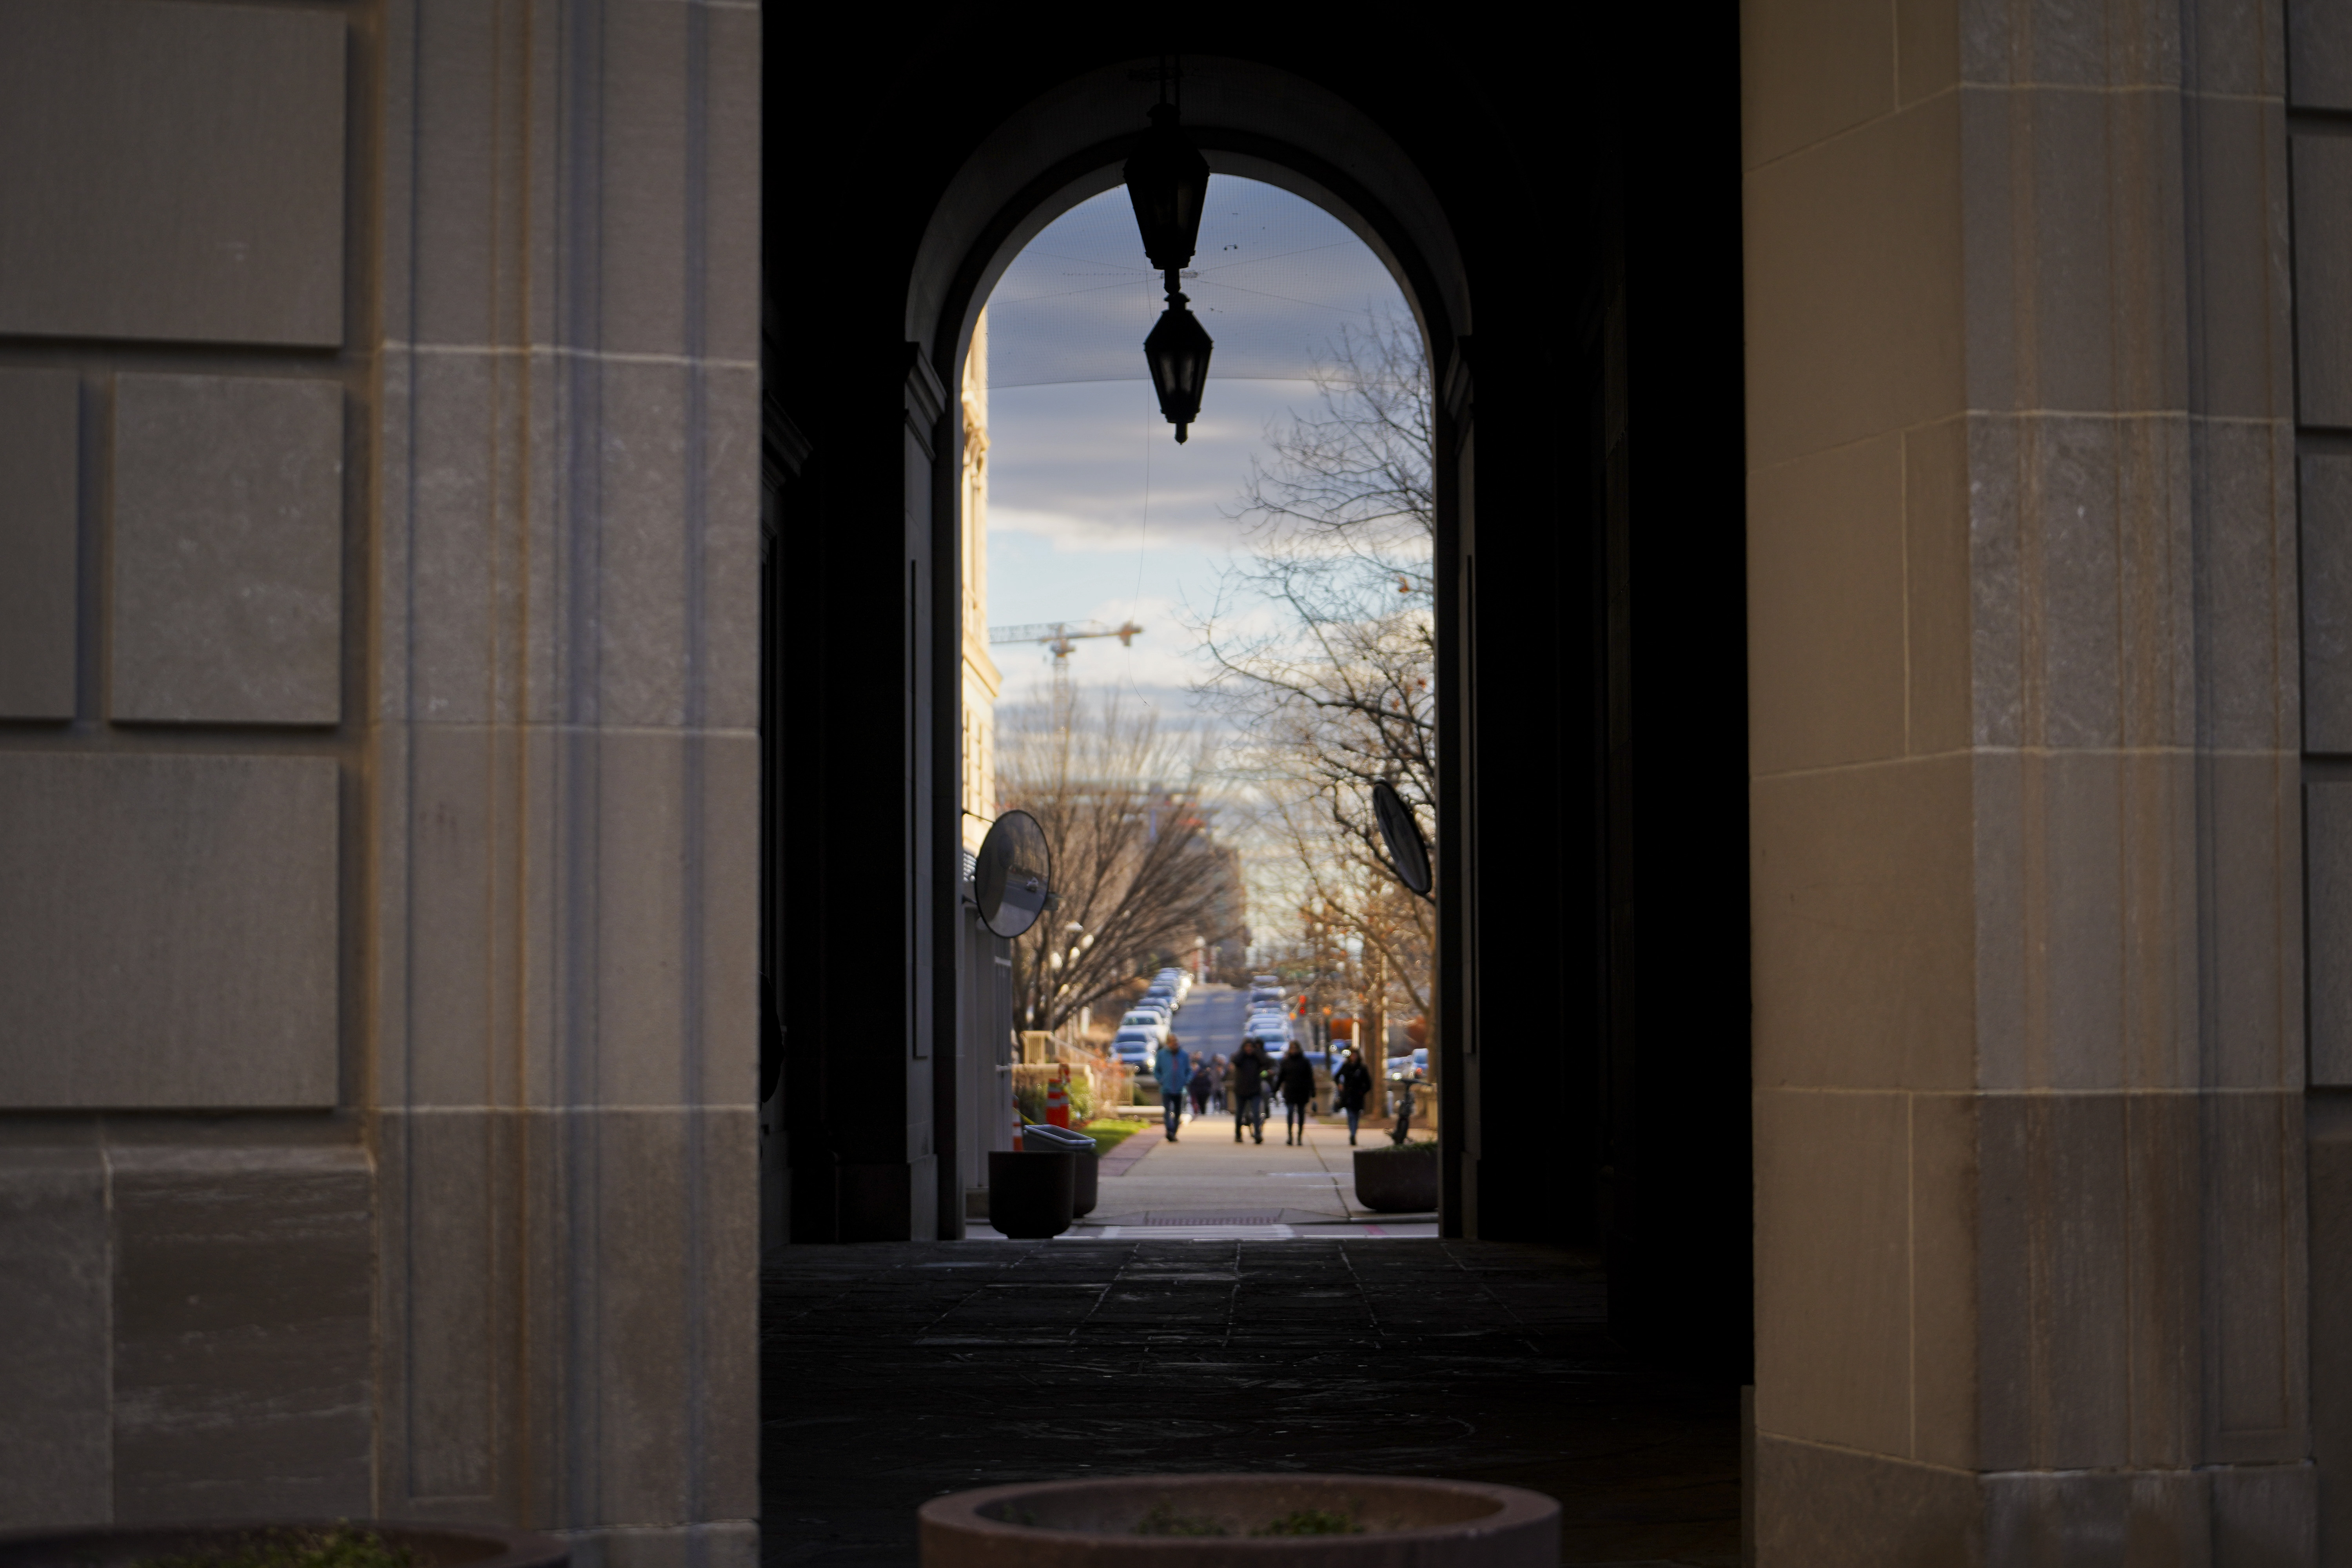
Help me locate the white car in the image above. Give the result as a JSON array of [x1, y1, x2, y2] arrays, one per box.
[[1118, 1009, 1169, 1044]]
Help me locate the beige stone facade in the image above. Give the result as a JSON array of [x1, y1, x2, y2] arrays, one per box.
[[1744, 0, 2317, 1555], [960, 309, 1000, 857], [0, 0, 754, 1553]]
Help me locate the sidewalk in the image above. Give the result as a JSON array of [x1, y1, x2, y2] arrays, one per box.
[[1069, 1107, 1435, 1239]]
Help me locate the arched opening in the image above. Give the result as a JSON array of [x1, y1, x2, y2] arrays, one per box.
[[753, 9, 1750, 1561], [762, 54, 1503, 1251], [757, 26, 1751, 1551], [953, 168, 1437, 1231]]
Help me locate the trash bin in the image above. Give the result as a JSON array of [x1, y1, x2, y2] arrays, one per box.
[[987, 1149, 1076, 1238], [1020, 1123, 1098, 1217]]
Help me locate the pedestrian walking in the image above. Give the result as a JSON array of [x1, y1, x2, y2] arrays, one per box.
[[1209, 1054, 1228, 1113], [1153, 1034, 1191, 1142], [1187, 1057, 1212, 1118], [1275, 1040, 1316, 1145], [1232, 1038, 1271, 1143], [1333, 1047, 1373, 1145]]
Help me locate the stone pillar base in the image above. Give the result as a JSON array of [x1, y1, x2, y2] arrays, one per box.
[[1757, 1437, 2314, 1566]]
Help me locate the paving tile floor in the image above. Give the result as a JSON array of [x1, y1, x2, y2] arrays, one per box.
[[760, 1238, 1740, 1566]]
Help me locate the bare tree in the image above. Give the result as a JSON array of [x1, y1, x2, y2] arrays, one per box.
[[1192, 309, 1437, 1009], [996, 686, 1243, 1033], [1258, 790, 1434, 1024]]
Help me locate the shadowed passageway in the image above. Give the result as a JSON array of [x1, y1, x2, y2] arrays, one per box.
[[759, 1240, 1739, 1566]]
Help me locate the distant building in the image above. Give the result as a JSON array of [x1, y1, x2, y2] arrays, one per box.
[[959, 310, 1002, 856], [1200, 840, 1249, 982]]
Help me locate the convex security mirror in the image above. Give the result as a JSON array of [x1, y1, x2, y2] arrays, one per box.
[[975, 809, 1053, 937], [1370, 780, 1432, 897]]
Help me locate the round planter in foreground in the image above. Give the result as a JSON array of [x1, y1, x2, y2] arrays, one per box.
[[1350, 1146, 1438, 1213], [918, 1473, 1556, 1566], [0, 1522, 568, 1568]]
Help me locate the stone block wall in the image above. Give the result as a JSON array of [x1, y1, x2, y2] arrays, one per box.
[[0, 0, 760, 1554], [0, 0, 372, 1526], [1744, 0, 2311, 1557]]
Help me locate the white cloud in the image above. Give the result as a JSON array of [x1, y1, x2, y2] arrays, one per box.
[[985, 379, 1331, 555], [985, 177, 1411, 389], [977, 177, 1424, 789], [985, 505, 1153, 553]]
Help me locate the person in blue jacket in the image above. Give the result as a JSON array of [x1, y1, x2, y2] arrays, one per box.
[[1153, 1034, 1191, 1142]]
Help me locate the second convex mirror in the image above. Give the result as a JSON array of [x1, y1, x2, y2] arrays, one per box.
[[975, 809, 1053, 938], [1370, 780, 1432, 897]]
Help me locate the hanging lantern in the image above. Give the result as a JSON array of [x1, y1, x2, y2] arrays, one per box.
[[1127, 83, 1214, 445], [1144, 293, 1214, 443], [1123, 102, 1211, 278]]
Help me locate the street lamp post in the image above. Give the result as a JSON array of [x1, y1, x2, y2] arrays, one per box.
[[1053, 922, 1091, 1047]]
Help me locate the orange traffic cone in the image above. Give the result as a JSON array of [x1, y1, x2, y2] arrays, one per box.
[[1045, 1068, 1071, 1128]]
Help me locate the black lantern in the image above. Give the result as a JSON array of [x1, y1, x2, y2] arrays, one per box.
[[1123, 102, 1211, 277], [1144, 292, 1214, 443], [1126, 85, 1215, 443]]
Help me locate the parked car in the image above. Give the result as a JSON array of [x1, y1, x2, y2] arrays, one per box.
[[1112, 1029, 1156, 1063], [1118, 1009, 1168, 1044], [1386, 1047, 1430, 1081]]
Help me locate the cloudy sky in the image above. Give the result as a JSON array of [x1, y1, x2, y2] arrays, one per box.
[[981, 176, 1414, 728]]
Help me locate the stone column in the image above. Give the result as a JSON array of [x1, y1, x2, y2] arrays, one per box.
[[372, 1, 760, 1558], [1744, 0, 2306, 1557]]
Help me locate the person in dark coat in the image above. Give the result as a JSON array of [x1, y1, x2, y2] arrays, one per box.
[[1332, 1047, 1374, 1145], [1187, 1057, 1212, 1118], [1231, 1038, 1271, 1143], [1275, 1041, 1317, 1145], [1152, 1034, 1191, 1141]]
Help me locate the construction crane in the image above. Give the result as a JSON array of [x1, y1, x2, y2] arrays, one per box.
[[988, 619, 1143, 734]]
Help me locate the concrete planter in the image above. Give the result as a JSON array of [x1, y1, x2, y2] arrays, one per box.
[[988, 1148, 1074, 1237], [0, 1523, 567, 1568], [1350, 1145, 1438, 1212], [918, 1474, 1555, 1565]]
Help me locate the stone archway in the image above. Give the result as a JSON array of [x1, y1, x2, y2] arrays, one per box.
[[892, 56, 1480, 1242]]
